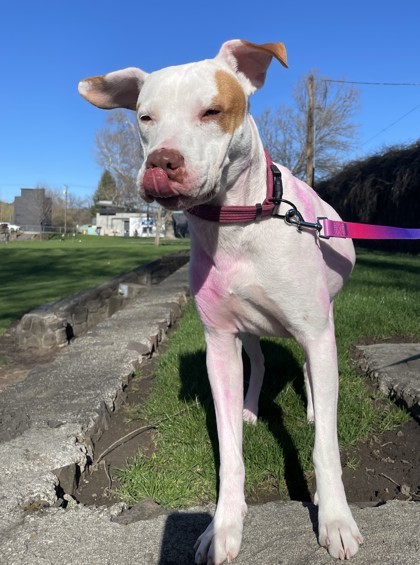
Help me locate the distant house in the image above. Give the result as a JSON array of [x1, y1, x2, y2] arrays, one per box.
[[14, 188, 52, 231], [95, 201, 155, 237]]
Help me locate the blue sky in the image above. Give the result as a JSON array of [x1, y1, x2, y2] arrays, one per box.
[[0, 0, 419, 203]]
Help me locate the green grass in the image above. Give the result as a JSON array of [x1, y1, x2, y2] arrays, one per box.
[[0, 235, 189, 335], [116, 249, 418, 507]]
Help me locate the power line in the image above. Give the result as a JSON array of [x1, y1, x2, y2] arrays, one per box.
[[362, 103, 420, 146], [324, 79, 420, 86]]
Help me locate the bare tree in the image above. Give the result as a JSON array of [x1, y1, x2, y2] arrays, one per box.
[[32, 187, 53, 231], [95, 110, 142, 208], [46, 188, 92, 230], [256, 70, 360, 183], [0, 201, 14, 223]]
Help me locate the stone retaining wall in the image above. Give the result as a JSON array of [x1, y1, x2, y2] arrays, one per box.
[[16, 251, 189, 351]]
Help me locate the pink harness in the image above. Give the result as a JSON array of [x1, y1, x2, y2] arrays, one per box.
[[187, 152, 420, 240]]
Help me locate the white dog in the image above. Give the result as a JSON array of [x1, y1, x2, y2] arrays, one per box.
[[79, 39, 363, 563]]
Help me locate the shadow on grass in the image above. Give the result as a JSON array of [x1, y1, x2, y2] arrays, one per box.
[[178, 339, 311, 503]]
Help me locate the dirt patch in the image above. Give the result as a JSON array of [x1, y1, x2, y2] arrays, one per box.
[[75, 356, 160, 507], [341, 418, 420, 504]]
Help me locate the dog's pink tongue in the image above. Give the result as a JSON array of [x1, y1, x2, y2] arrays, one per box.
[[143, 168, 177, 198]]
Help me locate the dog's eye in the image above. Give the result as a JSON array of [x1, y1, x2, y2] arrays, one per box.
[[202, 108, 221, 118], [140, 115, 152, 122]]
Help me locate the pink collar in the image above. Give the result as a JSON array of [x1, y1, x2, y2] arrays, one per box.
[[187, 150, 281, 223]]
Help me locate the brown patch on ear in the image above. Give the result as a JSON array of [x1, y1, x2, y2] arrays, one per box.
[[212, 70, 246, 133], [84, 75, 106, 87], [78, 75, 111, 107], [241, 40, 288, 68], [78, 70, 141, 110]]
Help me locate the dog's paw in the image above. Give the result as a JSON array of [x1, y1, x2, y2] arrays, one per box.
[[194, 507, 246, 565], [242, 408, 258, 425], [318, 512, 363, 560]]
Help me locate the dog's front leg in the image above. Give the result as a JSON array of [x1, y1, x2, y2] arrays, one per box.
[[195, 329, 247, 565], [304, 306, 363, 560]]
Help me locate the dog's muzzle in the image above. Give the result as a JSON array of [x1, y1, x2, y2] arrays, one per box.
[[142, 148, 186, 199]]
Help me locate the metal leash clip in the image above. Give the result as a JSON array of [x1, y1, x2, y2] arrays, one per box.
[[284, 207, 323, 234]]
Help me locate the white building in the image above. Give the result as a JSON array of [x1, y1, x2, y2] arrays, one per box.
[[95, 201, 156, 237]]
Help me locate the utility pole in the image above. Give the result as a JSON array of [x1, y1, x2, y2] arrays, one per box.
[[305, 74, 315, 187], [63, 185, 68, 236]]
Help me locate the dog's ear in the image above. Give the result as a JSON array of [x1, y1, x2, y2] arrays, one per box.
[[216, 40, 288, 94], [78, 67, 148, 110]]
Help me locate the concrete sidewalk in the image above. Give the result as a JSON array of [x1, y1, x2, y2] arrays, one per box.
[[1, 499, 419, 564], [0, 263, 419, 564]]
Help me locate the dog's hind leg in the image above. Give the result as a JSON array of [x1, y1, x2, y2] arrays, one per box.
[[241, 333, 265, 425], [303, 304, 363, 560]]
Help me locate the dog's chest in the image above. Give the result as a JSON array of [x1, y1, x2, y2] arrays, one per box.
[[190, 249, 285, 335]]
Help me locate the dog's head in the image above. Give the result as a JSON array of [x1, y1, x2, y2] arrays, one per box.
[[79, 40, 287, 210]]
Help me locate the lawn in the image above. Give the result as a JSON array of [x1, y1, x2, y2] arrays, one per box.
[[0, 235, 190, 335], [116, 249, 419, 507]]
